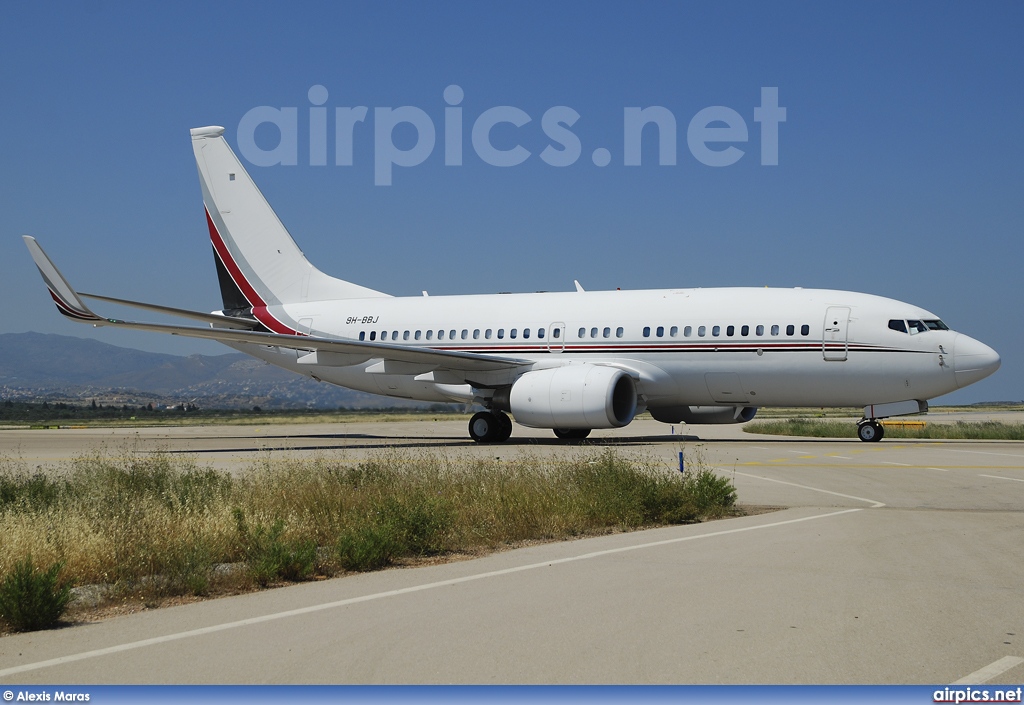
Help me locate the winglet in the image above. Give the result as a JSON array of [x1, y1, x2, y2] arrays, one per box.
[[22, 236, 104, 323], [574, 279, 585, 293]]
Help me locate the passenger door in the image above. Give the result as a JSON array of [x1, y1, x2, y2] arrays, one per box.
[[823, 307, 850, 361]]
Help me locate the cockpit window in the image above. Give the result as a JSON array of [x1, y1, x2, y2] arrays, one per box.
[[890, 318, 949, 334]]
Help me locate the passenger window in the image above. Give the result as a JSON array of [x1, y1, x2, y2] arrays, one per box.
[[381, 331, 387, 340], [698, 326, 706, 337], [579, 327, 586, 338], [726, 325, 735, 336], [461, 330, 468, 340], [359, 331, 366, 341], [741, 325, 749, 336], [603, 327, 611, 338], [538, 328, 545, 339], [591, 327, 598, 338], [403, 331, 410, 340], [684, 326, 692, 337], [450, 329, 456, 339], [670, 326, 678, 337], [553, 328, 560, 339], [415, 330, 422, 340], [801, 324, 810, 336], [524, 328, 530, 339], [643, 326, 651, 338], [473, 329, 480, 339], [498, 329, 505, 339], [656, 326, 664, 337], [369, 331, 377, 341], [771, 325, 780, 336], [426, 330, 433, 340], [786, 324, 794, 336], [510, 329, 518, 339], [485, 329, 492, 339], [616, 327, 624, 338], [756, 324, 764, 336], [712, 325, 720, 337]]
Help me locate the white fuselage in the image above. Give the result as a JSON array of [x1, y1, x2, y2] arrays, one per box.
[[229, 285, 990, 412]]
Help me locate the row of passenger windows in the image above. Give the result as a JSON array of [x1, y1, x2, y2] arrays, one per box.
[[888, 319, 949, 334], [638, 324, 811, 338], [359, 327, 561, 342], [359, 323, 814, 343]]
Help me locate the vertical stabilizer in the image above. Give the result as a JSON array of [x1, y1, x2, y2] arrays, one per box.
[[190, 126, 389, 313]]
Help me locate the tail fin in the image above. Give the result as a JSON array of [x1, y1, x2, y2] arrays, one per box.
[[190, 126, 389, 311]]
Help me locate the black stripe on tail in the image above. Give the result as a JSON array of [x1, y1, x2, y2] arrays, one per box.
[[212, 245, 250, 311]]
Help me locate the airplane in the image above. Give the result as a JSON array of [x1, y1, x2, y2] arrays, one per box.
[[24, 125, 1001, 443]]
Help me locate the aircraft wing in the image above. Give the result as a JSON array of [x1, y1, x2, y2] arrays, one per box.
[[78, 292, 265, 330], [23, 236, 529, 374]]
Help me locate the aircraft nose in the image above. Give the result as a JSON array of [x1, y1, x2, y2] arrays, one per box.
[[953, 334, 1001, 389]]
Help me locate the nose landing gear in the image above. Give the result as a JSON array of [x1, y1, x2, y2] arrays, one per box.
[[857, 419, 885, 442]]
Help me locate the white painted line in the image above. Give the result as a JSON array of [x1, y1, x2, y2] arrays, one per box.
[[733, 472, 886, 508], [979, 474, 1024, 483], [927, 467, 950, 472], [831, 455, 852, 460], [882, 461, 912, 467], [952, 655, 1024, 684], [0, 507, 864, 678], [943, 449, 1024, 460]]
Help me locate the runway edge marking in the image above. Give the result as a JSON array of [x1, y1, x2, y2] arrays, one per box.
[[0, 507, 864, 678], [952, 655, 1024, 685], [733, 471, 886, 507]]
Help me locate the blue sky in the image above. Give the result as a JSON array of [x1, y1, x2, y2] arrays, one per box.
[[1, 1, 1021, 404]]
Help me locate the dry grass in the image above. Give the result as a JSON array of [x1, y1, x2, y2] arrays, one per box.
[[0, 446, 738, 631], [744, 419, 1024, 440]]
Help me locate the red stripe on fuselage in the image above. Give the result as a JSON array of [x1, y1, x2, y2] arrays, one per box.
[[204, 208, 303, 336]]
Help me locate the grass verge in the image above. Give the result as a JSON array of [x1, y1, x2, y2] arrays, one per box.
[[0, 447, 738, 632], [744, 419, 1024, 440]]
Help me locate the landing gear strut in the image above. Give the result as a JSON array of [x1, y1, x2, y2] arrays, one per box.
[[857, 420, 885, 442], [469, 411, 513, 443]]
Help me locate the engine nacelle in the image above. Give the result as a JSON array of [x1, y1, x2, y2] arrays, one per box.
[[509, 365, 638, 429], [649, 405, 758, 425]]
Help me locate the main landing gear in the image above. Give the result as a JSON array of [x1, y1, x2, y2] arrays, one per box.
[[469, 411, 513, 443], [857, 419, 885, 442]]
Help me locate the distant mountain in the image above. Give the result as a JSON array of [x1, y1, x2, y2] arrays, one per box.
[[0, 332, 432, 409]]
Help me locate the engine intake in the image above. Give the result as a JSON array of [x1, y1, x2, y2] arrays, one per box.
[[509, 365, 637, 429]]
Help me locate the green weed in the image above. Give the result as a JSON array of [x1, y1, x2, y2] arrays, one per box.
[[0, 556, 72, 632]]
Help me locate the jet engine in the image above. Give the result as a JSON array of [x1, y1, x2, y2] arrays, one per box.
[[508, 365, 638, 429], [649, 405, 757, 424]]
